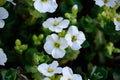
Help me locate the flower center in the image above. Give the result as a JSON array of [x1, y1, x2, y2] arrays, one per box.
[[54, 42, 60, 48], [116, 17, 120, 22], [47, 67, 54, 73], [103, 0, 108, 3], [41, 0, 48, 2], [72, 35, 77, 42], [53, 20, 59, 26]]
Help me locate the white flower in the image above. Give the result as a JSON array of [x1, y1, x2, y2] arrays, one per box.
[[0, 48, 7, 66], [60, 66, 82, 80], [94, 0, 116, 7], [65, 26, 86, 50], [7, 0, 16, 6], [0, 7, 9, 28], [114, 15, 120, 31], [33, 0, 58, 13], [43, 17, 70, 33], [38, 61, 62, 77], [44, 34, 68, 59]]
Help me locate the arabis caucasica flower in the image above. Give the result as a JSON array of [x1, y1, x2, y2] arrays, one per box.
[[65, 26, 86, 50], [114, 15, 120, 31], [94, 0, 116, 7], [33, 0, 58, 13], [0, 7, 9, 28], [43, 17, 70, 33], [38, 61, 62, 77], [44, 34, 68, 59], [60, 66, 82, 80], [0, 48, 7, 66]]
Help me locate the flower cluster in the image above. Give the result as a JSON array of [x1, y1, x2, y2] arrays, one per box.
[[38, 61, 82, 80], [0, 0, 15, 66], [94, 0, 120, 31]]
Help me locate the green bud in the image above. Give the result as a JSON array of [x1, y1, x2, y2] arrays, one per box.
[[65, 13, 71, 19], [72, 4, 78, 16], [71, 18, 77, 24], [113, 48, 120, 53], [21, 45, 28, 50], [0, 0, 6, 6], [15, 39, 21, 46], [38, 34, 44, 40], [32, 34, 38, 41], [58, 30, 66, 38]]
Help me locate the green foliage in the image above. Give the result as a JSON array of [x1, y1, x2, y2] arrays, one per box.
[[0, 69, 17, 80]]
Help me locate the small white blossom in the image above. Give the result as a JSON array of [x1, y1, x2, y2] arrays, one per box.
[[60, 66, 82, 80], [38, 61, 62, 77], [7, 0, 16, 6], [0, 7, 9, 28], [33, 0, 58, 13], [114, 15, 120, 31], [0, 48, 7, 66], [43, 17, 70, 33], [65, 26, 86, 50], [94, 0, 116, 7], [44, 34, 68, 59]]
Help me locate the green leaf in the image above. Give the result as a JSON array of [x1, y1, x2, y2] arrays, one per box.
[[1, 69, 17, 80]]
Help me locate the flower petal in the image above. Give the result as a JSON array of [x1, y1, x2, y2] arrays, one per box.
[[52, 48, 65, 59], [50, 61, 58, 69], [0, 48, 7, 66], [71, 41, 82, 50], [73, 74, 82, 80], [0, 20, 5, 28], [68, 26, 78, 35], [0, 7, 9, 19], [60, 38, 68, 49]]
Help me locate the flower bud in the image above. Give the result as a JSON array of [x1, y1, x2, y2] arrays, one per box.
[[72, 4, 78, 15]]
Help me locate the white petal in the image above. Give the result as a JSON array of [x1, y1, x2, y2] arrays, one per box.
[[51, 34, 59, 41], [62, 67, 73, 78], [59, 19, 70, 28], [94, 0, 104, 7], [34, 0, 48, 13], [55, 67, 62, 74], [65, 34, 72, 46], [0, 20, 5, 28], [47, 0, 58, 13], [0, 48, 7, 66], [0, 7, 9, 19], [71, 41, 82, 50], [44, 41, 54, 54], [49, 61, 58, 69], [42, 18, 54, 28], [77, 31, 86, 44], [73, 74, 82, 80], [55, 17, 63, 22], [60, 38, 68, 49], [115, 25, 120, 31], [106, 0, 116, 7], [60, 76, 69, 80], [52, 48, 65, 59], [68, 26, 79, 35], [7, 0, 16, 6]]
